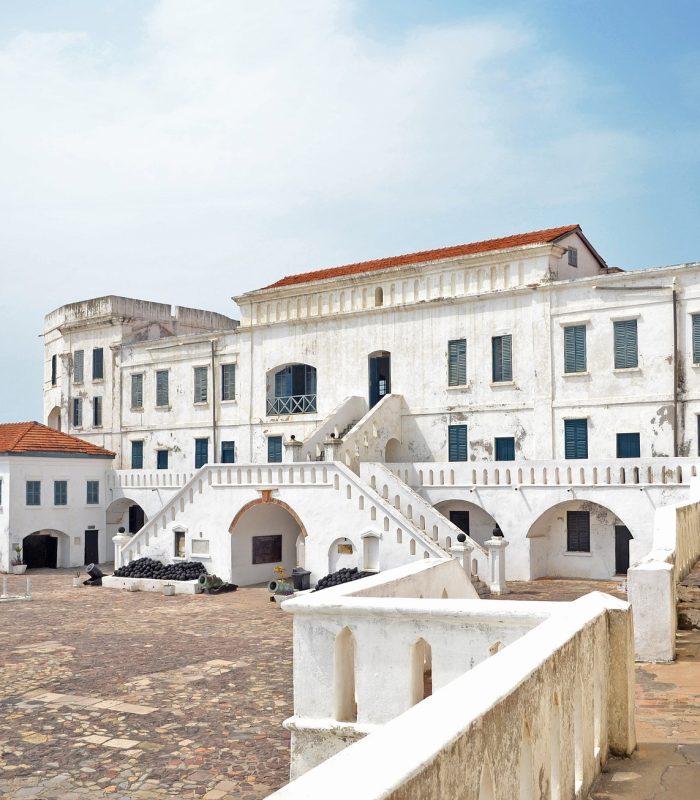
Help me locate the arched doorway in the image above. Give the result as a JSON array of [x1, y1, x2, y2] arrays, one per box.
[[526, 500, 633, 579], [22, 530, 70, 569], [433, 500, 500, 548], [267, 363, 317, 415], [368, 350, 391, 407], [385, 437, 401, 462], [229, 498, 306, 586], [47, 406, 62, 431]]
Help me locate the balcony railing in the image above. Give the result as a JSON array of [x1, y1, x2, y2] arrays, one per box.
[[267, 394, 317, 415]]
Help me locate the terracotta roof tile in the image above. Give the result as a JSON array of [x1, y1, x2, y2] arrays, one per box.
[[264, 225, 581, 289], [0, 422, 115, 458]]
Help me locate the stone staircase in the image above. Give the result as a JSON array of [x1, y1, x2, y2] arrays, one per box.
[[678, 557, 700, 630]]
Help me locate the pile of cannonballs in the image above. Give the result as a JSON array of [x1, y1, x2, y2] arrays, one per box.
[[113, 557, 207, 582], [313, 567, 373, 592]]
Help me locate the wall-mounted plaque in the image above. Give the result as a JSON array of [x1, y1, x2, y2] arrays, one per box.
[[252, 534, 283, 564], [337, 543, 353, 555]]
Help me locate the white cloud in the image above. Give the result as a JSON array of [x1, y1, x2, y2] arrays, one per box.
[[0, 0, 644, 419]]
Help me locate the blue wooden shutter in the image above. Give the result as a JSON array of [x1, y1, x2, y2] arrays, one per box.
[[73, 350, 84, 382], [564, 326, 586, 373], [614, 320, 638, 368], [157, 450, 169, 469], [495, 437, 515, 461], [616, 433, 640, 458], [275, 368, 292, 398], [221, 441, 236, 463], [564, 419, 588, 459], [501, 335, 512, 381], [195, 438, 209, 468], [567, 511, 590, 551], [448, 425, 468, 461], [92, 348, 104, 380], [156, 371, 169, 406], [693, 315, 700, 365], [492, 336, 512, 381], [448, 339, 467, 386], [268, 436, 283, 463], [131, 441, 143, 469]]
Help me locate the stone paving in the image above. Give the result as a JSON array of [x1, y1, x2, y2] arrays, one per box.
[[0, 567, 293, 799]]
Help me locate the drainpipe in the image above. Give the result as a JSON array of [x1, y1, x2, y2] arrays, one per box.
[[672, 279, 679, 457], [211, 339, 218, 463]]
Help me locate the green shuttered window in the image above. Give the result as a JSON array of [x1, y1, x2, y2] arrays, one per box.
[[564, 419, 588, 459], [268, 436, 283, 463], [73, 350, 84, 383], [692, 315, 700, 365], [614, 319, 638, 369], [194, 367, 208, 403], [92, 348, 104, 380], [567, 511, 590, 552], [564, 325, 586, 373], [195, 438, 209, 468], [448, 425, 468, 461], [448, 339, 467, 386], [495, 437, 515, 461], [131, 374, 144, 408], [156, 370, 169, 407], [131, 441, 144, 469], [221, 364, 236, 401], [616, 432, 640, 458], [492, 335, 512, 382]]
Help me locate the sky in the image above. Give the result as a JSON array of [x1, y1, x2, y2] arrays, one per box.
[[1, 0, 699, 422]]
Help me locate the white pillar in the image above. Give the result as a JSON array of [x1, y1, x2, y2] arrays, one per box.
[[485, 537, 509, 595], [323, 437, 344, 462], [449, 536, 474, 580], [627, 560, 675, 662], [112, 534, 130, 570], [284, 440, 304, 463]]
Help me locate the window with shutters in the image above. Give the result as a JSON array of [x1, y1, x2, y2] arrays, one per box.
[[194, 438, 209, 468], [54, 480, 67, 506], [72, 398, 82, 427], [692, 315, 700, 364], [268, 364, 317, 414], [51, 354, 57, 386], [448, 339, 467, 386], [567, 511, 590, 552], [564, 325, 586, 373], [448, 425, 468, 462], [156, 370, 169, 407], [221, 364, 236, 401], [86, 480, 99, 504], [131, 373, 144, 408], [495, 437, 515, 461], [221, 441, 236, 463], [157, 450, 169, 470], [73, 350, 84, 383], [616, 432, 640, 458], [131, 441, 144, 469], [92, 348, 104, 380], [492, 335, 513, 382], [568, 247, 578, 267], [268, 436, 283, 463], [92, 396, 102, 427], [26, 480, 41, 506], [194, 367, 208, 404], [564, 419, 588, 459], [613, 319, 638, 369]]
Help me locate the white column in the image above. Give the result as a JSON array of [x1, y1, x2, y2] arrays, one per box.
[[111, 534, 130, 570], [284, 440, 304, 463], [449, 536, 474, 579], [485, 537, 509, 595]]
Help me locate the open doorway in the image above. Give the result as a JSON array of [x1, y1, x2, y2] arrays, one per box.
[[368, 351, 391, 408]]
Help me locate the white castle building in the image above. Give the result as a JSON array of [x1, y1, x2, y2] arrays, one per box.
[[34, 224, 700, 587]]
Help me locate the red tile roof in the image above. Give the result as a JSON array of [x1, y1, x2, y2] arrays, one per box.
[[264, 225, 582, 289], [0, 422, 115, 458]]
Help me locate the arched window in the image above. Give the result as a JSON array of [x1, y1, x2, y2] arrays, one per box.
[[268, 364, 317, 414], [374, 287, 384, 307], [334, 627, 357, 722]]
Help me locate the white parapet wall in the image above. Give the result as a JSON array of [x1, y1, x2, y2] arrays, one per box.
[[101, 576, 202, 594], [271, 582, 636, 800], [628, 496, 700, 662]]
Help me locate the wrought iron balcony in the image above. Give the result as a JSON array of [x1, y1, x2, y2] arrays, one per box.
[[267, 394, 317, 415]]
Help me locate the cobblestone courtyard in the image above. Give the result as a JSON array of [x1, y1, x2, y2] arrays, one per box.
[[0, 569, 293, 799]]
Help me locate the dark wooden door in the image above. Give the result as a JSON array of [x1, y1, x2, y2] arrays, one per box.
[[615, 526, 632, 573], [369, 354, 391, 408], [84, 531, 99, 565]]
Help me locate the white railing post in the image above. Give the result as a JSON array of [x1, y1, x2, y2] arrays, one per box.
[[485, 531, 509, 595], [112, 533, 131, 569]]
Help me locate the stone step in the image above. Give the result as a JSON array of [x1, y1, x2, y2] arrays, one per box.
[[472, 578, 491, 598]]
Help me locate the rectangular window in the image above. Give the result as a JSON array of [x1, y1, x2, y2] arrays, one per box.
[[156, 370, 169, 407], [448, 339, 467, 386], [195, 438, 209, 468], [73, 350, 84, 383], [568, 247, 578, 267], [221, 364, 236, 401], [54, 480, 68, 506], [448, 424, 468, 462], [51, 354, 57, 386], [221, 441, 236, 463], [564, 419, 588, 459], [131, 373, 144, 408], [194, 366, 208, 403], [450, 510, 470, 534], [492, 335, 513, 382], [92, 396, 102, 427], [616, 432, 640, 458], [495, 437, 516, 461], [267, 436, 283, 463], [86, 480, 99, 504], [564, 325, 586, 373], [175, 529, 186, 559], [614, 319, 638, 369], [72, 397, 82, 427], [157, 450, 169, 469], [567, 510, 590, 552], [92, 348, 104, 380], [26, 480, 41, 506], [131, 440, 144, 469], [692, 314, 700, 365]]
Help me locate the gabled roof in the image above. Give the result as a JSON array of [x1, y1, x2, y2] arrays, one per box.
[[264, 224, 582, 290], [0, 422, 115, 458]]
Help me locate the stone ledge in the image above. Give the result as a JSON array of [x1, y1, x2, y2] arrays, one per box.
[[102, 576, 202, 594]]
